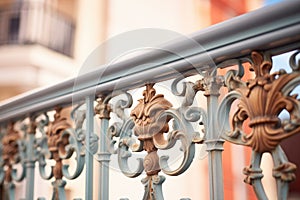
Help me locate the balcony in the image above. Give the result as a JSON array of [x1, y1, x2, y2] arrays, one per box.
[[0, 1, 300, 200], [0, 1, 75, 57]]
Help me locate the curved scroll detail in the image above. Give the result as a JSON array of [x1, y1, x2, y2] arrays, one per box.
[[37, 107, 86, 181], [218, 51, 300, 199], [156, 109, 195, 176], [36, 113, 53, 180], [105, 82, 206, 199], [0, 122, 25, 199], [2, 123, 25, 182], [96, 91, 144, 178], [128, 83, 206, 199], [111, 91, 133, 121], [223, 59, 247, 92], [58, 128, 85, 180], [289, 51, 300, 71], [118, 119, 144, 178], [219, 51, 300, 152], [218, 91, 245, 144], [35, 107, 86, 199], [60, 107, 86, 180], [108, 91, 133, 154], [12, 139, 26, 182]]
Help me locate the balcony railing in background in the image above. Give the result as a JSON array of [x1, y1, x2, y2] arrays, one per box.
[[0, 1, 75, 57], [0, 1, 300, 200]]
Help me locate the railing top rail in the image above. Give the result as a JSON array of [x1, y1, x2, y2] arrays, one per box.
[[0, 0, 300, 122]]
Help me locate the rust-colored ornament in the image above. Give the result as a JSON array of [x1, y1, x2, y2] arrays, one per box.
[[131, 84, 172, 175], [131, 84, 172, 140], [232, 52, 300, 153], [2, 122, 20, 182], [95, 98, 112, 119], [47, 107, 71, 179], [272, 162, 297, 182]]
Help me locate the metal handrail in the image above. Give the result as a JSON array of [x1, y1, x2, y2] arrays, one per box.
[[0, 0, 299, 122]]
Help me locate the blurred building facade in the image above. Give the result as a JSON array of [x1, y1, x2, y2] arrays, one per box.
[[0, 0, 263, 100], [3, 0, 291, 200]]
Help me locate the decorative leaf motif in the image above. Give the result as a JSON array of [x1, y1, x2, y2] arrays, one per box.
[[0, 122, 25, 184], [2, 123, 20, 167], [243, 166, 263, 185], [131, 84, 172, 140], [225, 52, 300, 153], [219, 51, 300, 200], [273, 162, 296, 182]]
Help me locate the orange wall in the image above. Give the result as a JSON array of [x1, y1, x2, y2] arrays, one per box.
[[210, 0, 247, 24]]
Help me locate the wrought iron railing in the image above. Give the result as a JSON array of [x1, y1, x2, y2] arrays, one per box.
[[0, 1, 75, 57], [0, 1, 300, 199]]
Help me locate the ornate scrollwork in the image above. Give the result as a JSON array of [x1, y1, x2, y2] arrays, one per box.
[[0, 122, 25, 199], [220, 51, 300, 152], [102, 81, 206, 199], [107, 91, 134, 154], [173, 78, 208, 138], [36, 113, 52, 179], [126, 82, 206, 199], [131, 84, 172, 149], [36, 107, 86, 199], [117, 118, 144, 178], [129, 83, 172, 199], [47, 107, 72, 180], [102, 91, 144, 178], [0, 122, 24, 183], [218, 51, 300, 199]]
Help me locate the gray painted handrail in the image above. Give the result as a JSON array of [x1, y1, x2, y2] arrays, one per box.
[[0, 0, 300, 122]]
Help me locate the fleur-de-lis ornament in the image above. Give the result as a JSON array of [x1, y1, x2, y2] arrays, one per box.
[[131, 83, 172, 175], [2, 122, 20, 183], [47, 107, 71, 179], [230, 52, 300, 153]]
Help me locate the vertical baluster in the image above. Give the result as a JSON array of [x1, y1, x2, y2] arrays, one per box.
[[95, 98, 111, 200], [85, 96, 94, 200], [201, 76, 225, 200], [25, 116, 37, 200]]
